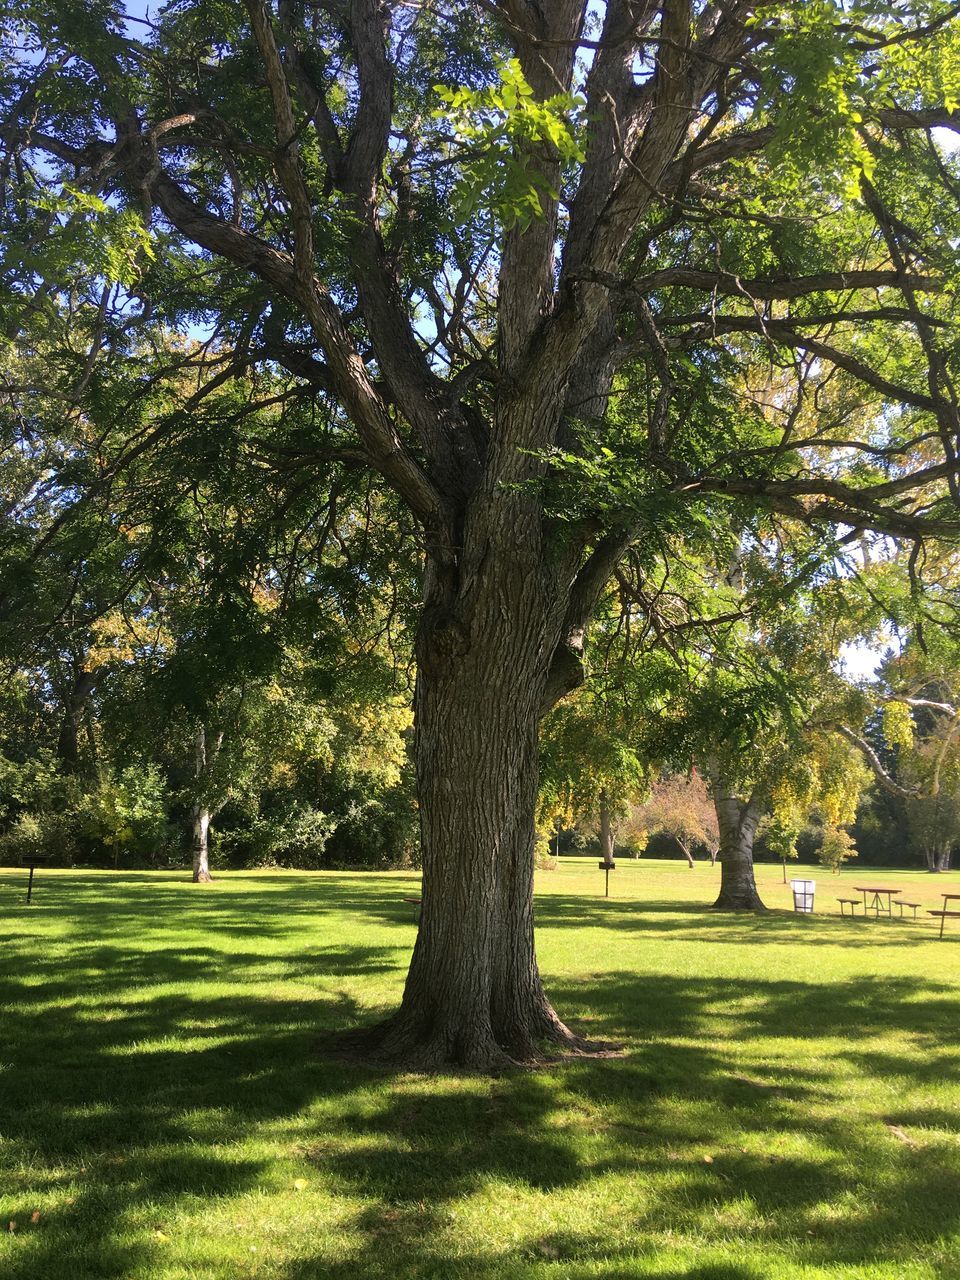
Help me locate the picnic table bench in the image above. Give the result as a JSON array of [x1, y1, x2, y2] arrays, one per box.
[[929, 892, 960, 939], [839, 893, 922, 922], [893, 899, 921, 920]]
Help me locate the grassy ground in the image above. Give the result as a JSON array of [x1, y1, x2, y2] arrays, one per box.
[[0, 858, 958, 1280]]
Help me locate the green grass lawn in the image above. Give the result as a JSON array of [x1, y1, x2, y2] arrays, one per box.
[[1, 859, 958, 1280]]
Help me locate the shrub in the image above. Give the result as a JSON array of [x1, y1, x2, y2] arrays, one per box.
[[818, 826, 858, 874], [78, 764, 174, 866], [240, 803, 337, 870]]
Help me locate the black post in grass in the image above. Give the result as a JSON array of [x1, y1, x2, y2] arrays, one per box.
[[599, 860, 615, 898], [21, 854, 52, 904]]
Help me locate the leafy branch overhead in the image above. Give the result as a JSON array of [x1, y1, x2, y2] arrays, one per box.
[[434, 58, 586, 228]]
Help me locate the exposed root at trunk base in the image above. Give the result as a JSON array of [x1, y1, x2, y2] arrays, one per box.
[[712, 891, 767, 911], [192, 869, 213, 884], [332, 1012, 623, 1074]]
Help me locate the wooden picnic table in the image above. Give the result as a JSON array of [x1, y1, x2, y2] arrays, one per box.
[[853, 886, 899, 918], [930, 891, 960, 939]]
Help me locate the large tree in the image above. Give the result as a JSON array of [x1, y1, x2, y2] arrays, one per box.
[[6, 1, 960, 1065]]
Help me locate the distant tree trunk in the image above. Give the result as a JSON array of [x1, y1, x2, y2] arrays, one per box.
[[56, 667, 98, 774], [924, 844, 952, 872], [191, 721, 222, 883], [711, 784, 766, 911], [599, 790, 615, 866], [83, 704, 100, 778], [709, 845, 719, 866], [192, 805, 212, 883], [677, 839, 695, 868]]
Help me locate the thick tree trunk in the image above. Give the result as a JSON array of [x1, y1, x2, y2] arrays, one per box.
[[937, 847, 952, 872], [358, 480, 596, 1071], [363, 630, 584, 1069], [192, 806, 212, 883], [599, 790, 615, 866], [712, 788, 766, 911]]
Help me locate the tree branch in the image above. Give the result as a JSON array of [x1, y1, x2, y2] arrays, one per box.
[[148, 168, 447, 533], [827, 723, 919, 799]]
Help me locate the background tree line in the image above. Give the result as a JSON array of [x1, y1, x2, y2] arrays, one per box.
[[3, 330, 957, 886]]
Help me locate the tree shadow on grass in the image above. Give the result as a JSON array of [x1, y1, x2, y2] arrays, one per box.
[[0, 927, 401, 1279], [275, 1229, 768, 1280], [263, 969, 960, 1278], [550, 968, 959, 1085], [551, 969, 960, 1266]]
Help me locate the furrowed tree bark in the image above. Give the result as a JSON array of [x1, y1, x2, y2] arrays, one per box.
[[711, 786, 766, 911]]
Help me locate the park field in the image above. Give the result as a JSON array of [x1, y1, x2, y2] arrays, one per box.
[[0, 859, 958, 1280]]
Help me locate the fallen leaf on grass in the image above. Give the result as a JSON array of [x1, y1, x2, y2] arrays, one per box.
[[887, 1124, 920, 1148], [154, 1230, 170, 1242], [7, 1221, 15, 1233], [292, 1178, 308, 1191], [30, 1212, 40, 1224], [703, 1154, 714, 1164]]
